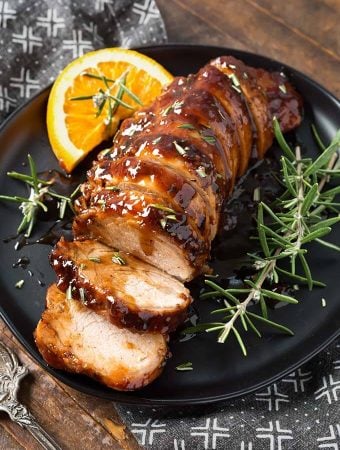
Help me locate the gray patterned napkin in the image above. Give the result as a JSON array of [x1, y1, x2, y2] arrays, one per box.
[[0, 0, 167, 122], [1, 2, 339, 449], [117, 338, 340, 449]]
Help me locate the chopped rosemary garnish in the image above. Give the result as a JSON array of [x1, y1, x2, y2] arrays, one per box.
[[79, 263, 87, 270], [253, 187, 261, 202], [172, 100, 184, 110], [161, 105, 172, 116], [106, 186, 120, 191], [173, 141, 187, 156], [160, 218, 167, 229], [88, 256, 101, 263], [161, 100, 184, 116], [176, 362, 193, 371], [196, 166, 207, 178], [202, 135, 216, 145], [160, 214, 177, 229], [15, 280, 24, 289], [0, 155, 79, 237], [112, 252, 126, 265], [184, 120, 340, 355], [227, 72, 241, 93], [177, 123, 196, 130], [149, 203, 177, 214], [66, 284, 73, 301], [152, 136, 162, 145], [71, 71, 143, 127], [229, 73, 240, 87]]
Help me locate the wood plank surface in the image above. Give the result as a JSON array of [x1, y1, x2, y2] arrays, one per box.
[[0, 320, 140, 450], [157, 0, 340, 96], [1, 0, 339, 448]]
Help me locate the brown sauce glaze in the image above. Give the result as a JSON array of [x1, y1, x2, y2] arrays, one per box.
[[211, 56, 274, 159], [195, 64, 254, 176]]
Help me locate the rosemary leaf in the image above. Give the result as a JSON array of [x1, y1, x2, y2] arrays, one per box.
[[261, 202, 293, 231], [244, 315, 262, 338], [298, 253, 313, 290], [304, 132, 340, 176], [112, 252, 126, 265], [259, 293, 268, 318], [260, 288, 298, 304], [70, 95, 94, 101], [211, 306, 238, 314], [301, 183, 319, 215], [232, 327, 247, 356], [107, 94, 135, 110], [28, 154, 38, 193], [281, 157, 297, 196], [247, 312, 294, 335], [315, 238, 340, 252], [173, 141, 187, 156], [176, 362, 193, 371], [177, 123, 196, 130], [310, 216, 340, 230], [182, 323, 224, 334], [89, 256, 101, 263], [7, 171, 51, 186], [202, 135, 216, 145], [118, 82, 143, 105], [0, 195, 31, 203], [311, 124, 326, 151], [257, 203, 270, 257], [301, 227, 331, 244], [275, 267, 326, 287], [273, 118, 295, 161], [149, 203, 177, 214], [320, 185, 340, 198]]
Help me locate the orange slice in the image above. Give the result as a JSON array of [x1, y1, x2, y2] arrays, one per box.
[[46, 48, 173, 172]]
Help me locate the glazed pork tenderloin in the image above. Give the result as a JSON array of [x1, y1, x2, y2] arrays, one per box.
[[73, 56, 302, 281], [36, 55, 302, 391], [50, 238, 192, 333], [35, 284, 168, 390]]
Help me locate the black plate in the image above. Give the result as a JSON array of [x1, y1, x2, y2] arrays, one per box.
[[0, 45, 339, 406]]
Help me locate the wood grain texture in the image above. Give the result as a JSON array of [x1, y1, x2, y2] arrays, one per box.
[[157, 0, 340, 96], [1, 1, 339, 448], [0, 320, 140, 450]]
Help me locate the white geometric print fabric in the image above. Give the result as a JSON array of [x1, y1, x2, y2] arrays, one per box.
[[0, 0, 167, 122], [116, 337, 340, 449]]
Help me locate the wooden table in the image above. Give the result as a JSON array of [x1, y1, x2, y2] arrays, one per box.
[[1, 1, 339, 448]]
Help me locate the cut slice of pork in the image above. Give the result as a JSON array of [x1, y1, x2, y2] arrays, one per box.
[[35, 284, 168, 390]]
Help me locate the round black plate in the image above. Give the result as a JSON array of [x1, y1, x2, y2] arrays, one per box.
[[0, 45, 339, 406]]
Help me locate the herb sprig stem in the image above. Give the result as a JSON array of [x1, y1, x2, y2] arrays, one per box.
[[0, 155, 79, 237], [185, 121, 340, 355]]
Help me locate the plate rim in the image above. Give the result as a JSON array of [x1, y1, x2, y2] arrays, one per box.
[[0, 43, 339, 406]]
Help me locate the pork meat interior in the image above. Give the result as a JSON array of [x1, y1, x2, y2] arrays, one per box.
[[35, 284, 168, 390]]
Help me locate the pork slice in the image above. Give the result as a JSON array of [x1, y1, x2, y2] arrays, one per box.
[[194, 64, 254, 176], [73, 187, 209, 281], [35, 284, 168, 390], [86, 156, 210, 241], [51, 238, 192, 333]]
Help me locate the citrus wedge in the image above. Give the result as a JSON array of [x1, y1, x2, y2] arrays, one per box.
[[46, 48, 173, 172]]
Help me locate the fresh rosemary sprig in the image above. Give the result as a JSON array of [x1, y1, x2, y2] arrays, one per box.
[[184, 120, 340, 355], [70, 71, 143, 126], [0, 155, 79, 237]]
